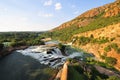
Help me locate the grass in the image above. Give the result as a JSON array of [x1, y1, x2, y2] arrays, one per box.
[[87, 60, 119, 72]]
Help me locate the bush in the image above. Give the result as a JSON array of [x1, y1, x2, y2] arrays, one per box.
[[79, 36, 109, 45], [110, 43, 118, 51], [97, 37, 109, 44], [107, 76, 120, 80], [104, 43, 120, 53], [79, 36, 91, 45], [104, 46, 111, 52], [116, 48, 120, 54], [105, 57, 117, 66], [91, 37, 109, 44]]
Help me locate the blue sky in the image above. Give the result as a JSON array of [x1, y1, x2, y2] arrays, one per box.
[[0, 0, 115, 32]]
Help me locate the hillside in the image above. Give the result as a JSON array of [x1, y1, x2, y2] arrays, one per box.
[[42, 0, 120, 70], [53, 0, 120, 30], [49, 0, 120, 41], [73, 23, 120, 70]]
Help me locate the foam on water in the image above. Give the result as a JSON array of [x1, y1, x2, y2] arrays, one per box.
[[17, 46, 83, 68]]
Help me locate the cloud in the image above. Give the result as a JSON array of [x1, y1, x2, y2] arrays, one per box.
[[55, 3, 62, 10], [44, 0, 53, 6]]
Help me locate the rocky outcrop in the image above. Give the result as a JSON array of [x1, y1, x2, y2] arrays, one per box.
[[104, 0, 120, 17]]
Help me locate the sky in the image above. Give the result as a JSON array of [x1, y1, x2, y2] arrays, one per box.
[[0, 0, 115, 32]]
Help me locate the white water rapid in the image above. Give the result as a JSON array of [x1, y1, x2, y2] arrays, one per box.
[[17, 44, 83, 68]]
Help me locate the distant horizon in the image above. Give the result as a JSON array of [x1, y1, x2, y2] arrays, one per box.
[[0, 30, 47, 32], [0, 0, 115, 32]]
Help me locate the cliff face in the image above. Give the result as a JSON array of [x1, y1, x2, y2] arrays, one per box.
[[51, 0, 120, 70]]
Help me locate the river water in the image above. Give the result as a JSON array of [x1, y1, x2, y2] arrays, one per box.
[[0, 51, 53, 80], [0, 42, 83, 80], [16, 46, 83, 68]]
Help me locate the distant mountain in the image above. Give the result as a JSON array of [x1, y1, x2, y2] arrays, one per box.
[[47, 0, 120, 70]]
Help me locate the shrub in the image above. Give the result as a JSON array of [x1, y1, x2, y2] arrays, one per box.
[[79, 36, 91, 45], [105, 57, 117, 66], [104, 46, 111, 52], [104, 43, 120, 53], [110, 43, 118, 51], [107, 76, 120, 80], [116, 48, 120, 54]]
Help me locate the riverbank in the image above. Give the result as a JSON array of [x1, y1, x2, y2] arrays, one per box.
[[0, 46, 28, 58]]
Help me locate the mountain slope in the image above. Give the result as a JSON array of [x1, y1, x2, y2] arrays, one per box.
[[53, 0, 120, 31], [73, 23, 120, 70], [49, 0, 120, 42], [43, 0, 120, 70]]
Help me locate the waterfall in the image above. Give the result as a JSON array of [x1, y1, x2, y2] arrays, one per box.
[[51, 51, 56, 55], [52, 48, 62, 55], [17, 44, 84, 68], [68, 52, 83, 58]]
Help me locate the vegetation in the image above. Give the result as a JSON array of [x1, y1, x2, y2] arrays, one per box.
[[67, 57, 120, 80], [42, 14, 120, 42], [104, 46, 111, 52], [79, 36, 91, 45], [67, 60, 109, 80], [79, 36, 110, 45], [107, 76, 120, 80], [0, 32, 45, 47], [105, 57, 117, 66], [104, 43, 120, 53], [75, 15, 120, 34], [0, 32, 45, 57], [68, 66, 85, 80]]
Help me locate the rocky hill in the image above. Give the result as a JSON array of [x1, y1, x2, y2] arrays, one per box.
[[46, 0, 120, 70], [53, 0, 120, 30]]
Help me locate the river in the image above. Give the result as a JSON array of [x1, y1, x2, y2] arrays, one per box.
[[0, 51, 54, 80], [0, 42, 83, 80]]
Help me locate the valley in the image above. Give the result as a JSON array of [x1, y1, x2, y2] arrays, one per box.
[[0, 0, 120, 80]]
